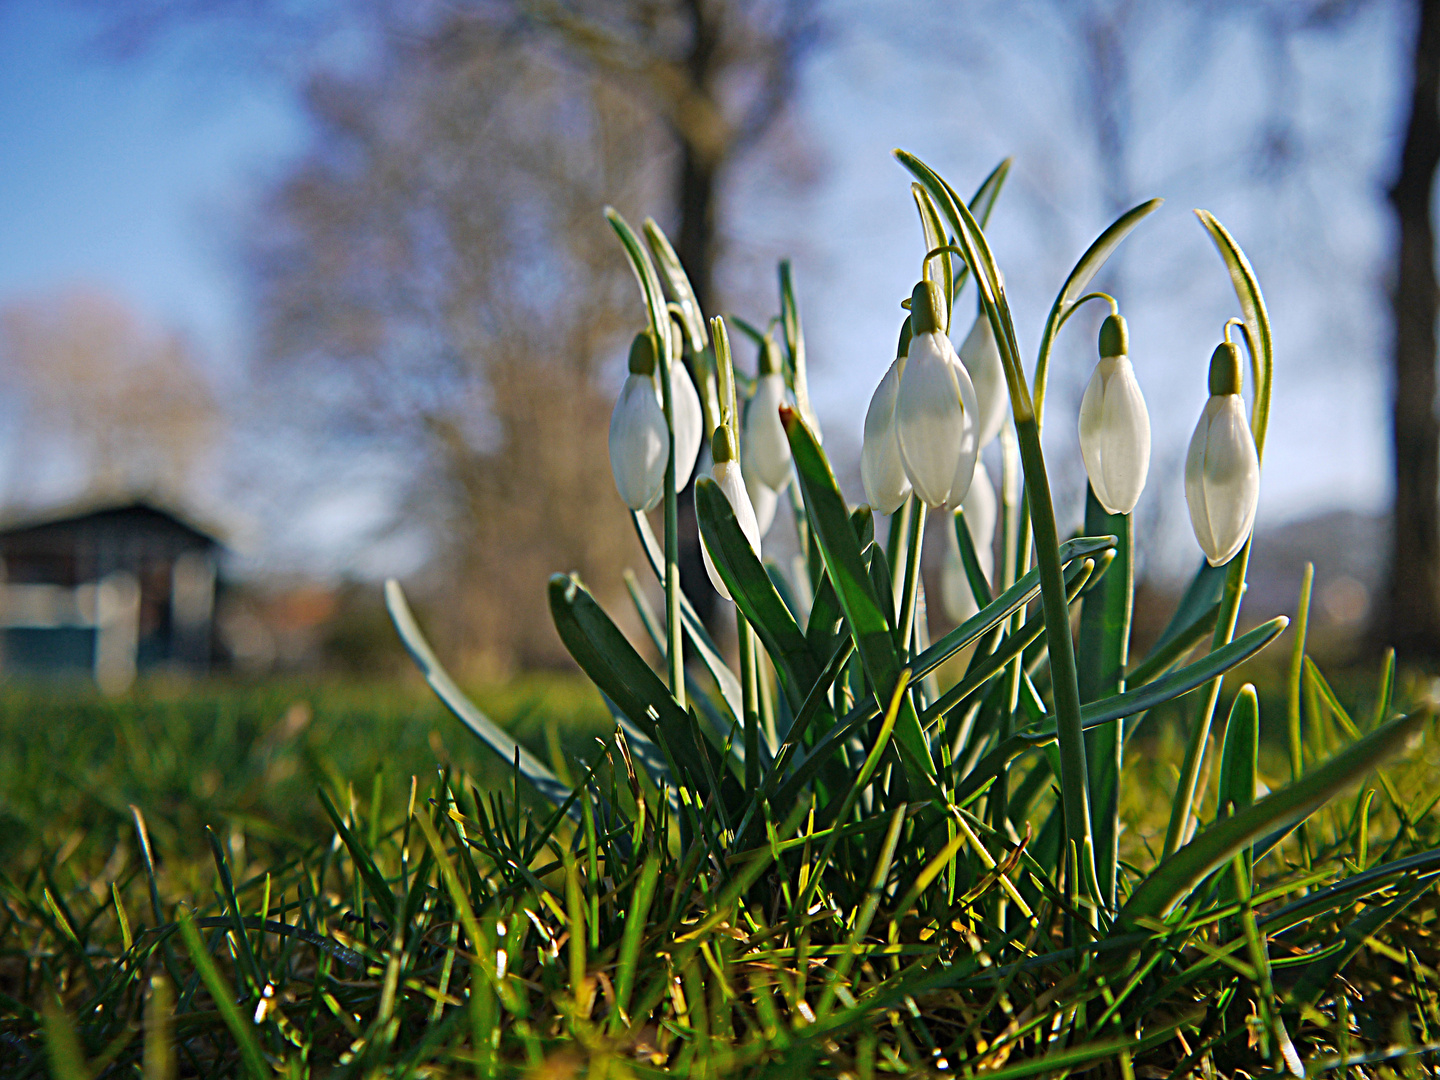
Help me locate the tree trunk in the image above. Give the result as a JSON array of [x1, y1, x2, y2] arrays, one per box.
[[675, 141, 721, 627], [1383, 0, 1440, 661]]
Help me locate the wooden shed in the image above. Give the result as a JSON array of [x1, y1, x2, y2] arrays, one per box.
[[0, 497, 223, 690]]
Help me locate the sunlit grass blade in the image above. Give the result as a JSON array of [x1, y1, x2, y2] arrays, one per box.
[[1118, 709, 1428, 927], [176, 907, 270, 1079], [1289, 872, 1438, 1007], [387, 579, 576, 816]]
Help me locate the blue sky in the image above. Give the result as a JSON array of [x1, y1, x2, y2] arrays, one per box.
[[0, 0, 1411, 580]]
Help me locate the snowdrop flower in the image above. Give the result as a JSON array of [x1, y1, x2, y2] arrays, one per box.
[[896, 281, 980, 508], [701, 426, 762, 600], [671, 355, 704, 484], [744, 458, 778, 537], [957, 312, 1008, 449], [941, 461, 997, 623], [860, 320, 915, 514], [743, 338, 792, 491], [1078, 314, 1151, 515], [861, 319, 913, 514], [1185, 340, 1260, 567], [609, 333, 669, 511]]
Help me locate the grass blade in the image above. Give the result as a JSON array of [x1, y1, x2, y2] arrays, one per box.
[[387, 579, 575, 815], [1117, 709, 1427, 927], [176, 907, 271, 1079]]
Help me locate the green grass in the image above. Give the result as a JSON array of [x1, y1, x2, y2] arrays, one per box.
[[3, 668, 1440, 1077]]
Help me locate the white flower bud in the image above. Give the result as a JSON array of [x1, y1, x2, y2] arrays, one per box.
[[1185, 342, 1259, 567], [1078, 316, 1151, 516], [701, 457, 762, 600], [744, 459, 778, 538], [957, 314, 1008, 448], [941, 462, 996, 623], [861, 356, 911, 514], [895, 282, 978, 509], [671, 359, 704, 484], [744, 372, 792, 490], [609, 373, 669, 512]]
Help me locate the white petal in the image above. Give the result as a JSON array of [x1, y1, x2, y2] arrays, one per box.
[[896, 332, 977, 508], [744, 461, 778, 537], [941, 536, 977, 624], [941, 468, 994, 624], [608, 374, 669, 511], [958, 315, 1008, 448], [960, 461, 996, 582], [1185, 395, 1259, 566], [1079, 356, 1150, 515], [670, 361, 704, 483], [744, 373, 793, 490], [702, 460, 763, 600], [861, 358, 911, 514]]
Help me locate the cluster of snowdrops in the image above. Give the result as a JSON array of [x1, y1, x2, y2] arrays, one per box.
[[608, 266, 1262, 599]]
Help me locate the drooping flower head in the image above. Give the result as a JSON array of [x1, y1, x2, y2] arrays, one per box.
[[895, 280, 979, 508], [1078, 313, 1152, 515], [861, 317, 914, 514], [1185, 340, 1260, 566], [743, 336, 793, 491], [608, 332, 669, 511]]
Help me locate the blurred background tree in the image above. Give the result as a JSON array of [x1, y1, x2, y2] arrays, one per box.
[[196, 0, 814, 669], [0, 289, 219, 505]]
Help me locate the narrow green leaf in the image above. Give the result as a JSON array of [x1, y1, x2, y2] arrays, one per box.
[[387, 580, 576, 816], [783, 406, 936, 783], [1117, 709, 1427, 926], [912, 534, 1115, 681], [315, 786, 397, 923], [612, 850, 662, 1029], [1078, 493, 1133, 907], [547, 573, 719, 792], [695, 477, 821, 711], [1072, 616, 1289, 736], [1289, 873, 1439, 1007], [42, 998, 91, 1080]]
